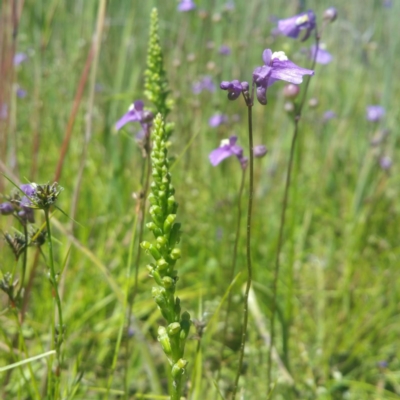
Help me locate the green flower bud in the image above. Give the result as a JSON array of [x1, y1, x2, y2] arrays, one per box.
[[170, 248, 181, 260], [162, 276, 174, 289], [156, 258, 169, 271], [163, 214, 176, 234], [156, 235, 167, 247], [167, 322, 181, 336], [157, 326, 172, 358], [171, 359, 188, 379]]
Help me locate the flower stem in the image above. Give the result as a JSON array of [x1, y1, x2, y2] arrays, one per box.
[[215, 167, 245, 393], [44, 208, 63, 398], [232, 104, 254, 399], [266, 28, 320, 394]]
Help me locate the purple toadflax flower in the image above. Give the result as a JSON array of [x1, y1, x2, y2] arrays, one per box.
[[219, 45, 231, 56], [366, 105, 385, 122], [192, 76, 216, 94], [220, 80, 249, 101], [323, 110, 336, 122], [115, 100, 153, 131], [253, 49, 314, 105], [178, 0, 196, 12], [13, 52, 28, 66], [278, 10, 316, 41], [209, 135, 247, 168], [310, 44, 332, 64], [209, 113, 228, 127], [379, 156, 392, 170]]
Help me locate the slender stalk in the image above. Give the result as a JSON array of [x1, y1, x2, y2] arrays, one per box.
[[215, 167, 245, 394], [266, 28, 320, 393], [124, 136, 152, 397], [44, 209, 63, 399], [232, 103, 254, 399]]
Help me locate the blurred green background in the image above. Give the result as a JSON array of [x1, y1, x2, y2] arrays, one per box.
[[1, 0, 399, 399]]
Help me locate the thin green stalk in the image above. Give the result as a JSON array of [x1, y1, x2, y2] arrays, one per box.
[[124, 139, 152, 397], [215, 167, 245, 394], [266, 28, 320, 393], [44, 208, 63, 399], [232, 103, 254, 399]]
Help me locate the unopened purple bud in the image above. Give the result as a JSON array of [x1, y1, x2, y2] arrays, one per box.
[[240, 156, 248, 170], [283, 84, 300, 98], [13, 52, 28, 66], [16, 88, 27, 98], [253, 145, 268, 158], [323, 7, 337, 22], [0, 202, 14, 215]]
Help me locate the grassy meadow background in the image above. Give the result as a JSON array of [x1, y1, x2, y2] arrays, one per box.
[[1, 0, 400, 399]]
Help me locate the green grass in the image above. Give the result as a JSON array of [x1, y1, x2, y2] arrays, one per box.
[[1, 0, 400, 399]]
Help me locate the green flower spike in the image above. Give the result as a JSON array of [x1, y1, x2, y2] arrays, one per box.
[[141, 114, 190, 400], [144, 8, 174, 139]]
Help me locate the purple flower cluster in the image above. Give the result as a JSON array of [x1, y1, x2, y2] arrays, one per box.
[[0, 183, 37, 223]]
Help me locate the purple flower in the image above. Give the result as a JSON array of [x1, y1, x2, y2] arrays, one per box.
[[366, 105, 385, 122], [323, 110, 336, 121], [209, 113, 228, 127], [379, 156, 392, 170], [13, 52, 28, 66], [209, 136, 246, 168], [253, 49, 314, 105], [220, 80, 248, 101], [192, 76, 216, 94], [178, 0, 196, 12], [115, 100, 153, 131], [278, 10, 316, 41], [310, 44, 332, 64], [16, 87, 27, 98], [0, 202, 14, 215], [254, 145, 267, 158], [219, 45, 231, 56]]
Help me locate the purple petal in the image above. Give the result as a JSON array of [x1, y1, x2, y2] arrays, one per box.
[[115, 109, 140, 131], [262, 49, 272, 65], [270, 59, 314, 84], [20, 184, 36, 197], [209, 147, 235, 166]]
